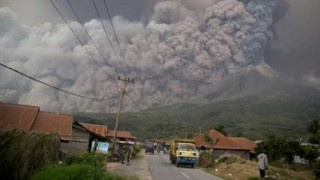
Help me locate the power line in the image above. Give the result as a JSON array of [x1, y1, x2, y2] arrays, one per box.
[[125, 91, 143, 111], [0, 62, 107, 101], [50, 0, 109, 75], [125, 92, 157, 128], [103, 0, 131, 74], [91, 0, 128, 73], [66, 0, 114, 70]]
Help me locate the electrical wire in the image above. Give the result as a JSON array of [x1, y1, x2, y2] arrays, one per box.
[[91, 0, 128, 73], [103, 0, 131, 74], [50, 0, 110, 75], [0, 62, 107, 101], [66, 0, 115, 69], [125, 91, 143, 111]]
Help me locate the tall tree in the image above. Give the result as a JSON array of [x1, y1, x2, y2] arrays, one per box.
[[308, 119, 320, 135], [214, 125, 227, 136]]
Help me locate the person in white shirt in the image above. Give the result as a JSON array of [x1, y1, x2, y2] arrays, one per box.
[[257, 151, 269, 178]]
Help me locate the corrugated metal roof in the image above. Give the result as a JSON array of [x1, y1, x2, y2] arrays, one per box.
[[80, 123, 107, 137], [193, 129, 254, 151], [106, 130, 136, 140], [31, 111, 73, 139], [0, 102, 39, 131]]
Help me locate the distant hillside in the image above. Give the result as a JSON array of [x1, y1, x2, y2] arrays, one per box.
[[74, 66, 320, 140]]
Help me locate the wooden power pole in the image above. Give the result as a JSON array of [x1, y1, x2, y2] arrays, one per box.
[[112, 76, 134, 155]]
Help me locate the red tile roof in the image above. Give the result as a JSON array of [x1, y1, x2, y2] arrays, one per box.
[[80, 123, 107, 138], [106, 130, 136, 140], [0, 103, 39, 131], [0, 103, 73, 140], [193, 129, 255, 151], [31, 111, 73, 139], [229, 137, 257, 153]]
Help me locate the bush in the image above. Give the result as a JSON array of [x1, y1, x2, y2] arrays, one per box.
[[198, 151, 216, 167], [131, 144, 141, 158], [32, 164, 124, 180], [216, 155, 245, 164], [314, 158, 320, 178], [66, 152, 106, 170], [0, 130, 59, 179]]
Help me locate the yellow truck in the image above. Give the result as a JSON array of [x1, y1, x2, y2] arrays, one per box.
[[169, 138, 197, 168]]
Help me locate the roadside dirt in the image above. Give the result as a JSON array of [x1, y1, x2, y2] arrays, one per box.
[[207, 155, 314, 180], [107, 151, 152, 180]]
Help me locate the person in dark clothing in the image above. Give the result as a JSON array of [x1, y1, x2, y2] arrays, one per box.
[[126, 147, 132, 165], [120, 146, 126, 164]]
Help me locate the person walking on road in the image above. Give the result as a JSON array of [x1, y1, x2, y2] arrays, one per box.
[[120, 146, 126, 164], [257, 151, 268, 179], [126, 146, 132, 165]]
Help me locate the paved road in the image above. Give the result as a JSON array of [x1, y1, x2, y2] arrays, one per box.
[[147, 152, 222, 180]]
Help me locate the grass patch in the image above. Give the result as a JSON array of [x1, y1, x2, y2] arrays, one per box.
[[32, 164, 125, 180]]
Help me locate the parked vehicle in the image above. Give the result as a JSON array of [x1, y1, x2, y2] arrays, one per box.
[[145, 142, 155, 154], [169, 139, 197, 168]]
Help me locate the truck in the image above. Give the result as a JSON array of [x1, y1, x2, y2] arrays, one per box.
[[169, 138, 197, 168]]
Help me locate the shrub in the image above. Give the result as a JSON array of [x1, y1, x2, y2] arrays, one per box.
[[65, 152, 107, 175], [0, 130, 59, 179], [216, 155, 245, 164], [131, 144, 141, 158], [314, 158, 320, 178], [198, 151, 216, 167]]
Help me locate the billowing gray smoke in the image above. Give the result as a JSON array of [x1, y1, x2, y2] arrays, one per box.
[[0, 0, 278, 113]]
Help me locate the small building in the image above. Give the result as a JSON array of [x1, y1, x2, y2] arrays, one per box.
[[106, 130, 136, 153], [193, 129, 256, 159], [80, 123, 109, 152], [0, 102, 90, 157], [0, 102, 137, 156]]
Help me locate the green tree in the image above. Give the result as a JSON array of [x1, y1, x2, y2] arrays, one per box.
[[255, 135, 284, 161], [307, 120, 320, 144], [308, 119, 320, 135], [302, 146, 319, 167], [255, 135, 303, 164], [282, 139, 303, 164], [309, 129, 320, 144], [214, 125, 227, 136]]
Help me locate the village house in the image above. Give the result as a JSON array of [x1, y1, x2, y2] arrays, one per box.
[[193, 129, 256, 160], [0, 102, 90, 157], [0, 102, 137, 156], [80, 123, 108, 152], [106, 129, 136, 153]]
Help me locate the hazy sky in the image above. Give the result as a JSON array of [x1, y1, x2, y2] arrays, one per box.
[[0, 0, 154, 25], [266, 0, 320, 78], [0, 0, 319, 112]]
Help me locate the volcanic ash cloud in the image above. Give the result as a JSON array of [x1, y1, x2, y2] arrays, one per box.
[[0, 0, 278, 112]]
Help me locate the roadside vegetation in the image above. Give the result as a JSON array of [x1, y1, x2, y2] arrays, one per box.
[[0, 129, 128, 180], [197, 120, 320, 179], [0, 130, 59, 179], [32, 153, 124, 180]]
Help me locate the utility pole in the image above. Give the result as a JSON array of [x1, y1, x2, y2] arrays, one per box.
[[112, 76, 134, 155], [107, 101, 113, 121]]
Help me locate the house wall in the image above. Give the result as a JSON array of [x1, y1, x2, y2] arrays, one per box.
[[60, 128, 90, 157]]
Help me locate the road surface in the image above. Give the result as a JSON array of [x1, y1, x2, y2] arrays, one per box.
[[147, 152, 222, 180]]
